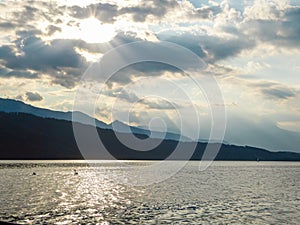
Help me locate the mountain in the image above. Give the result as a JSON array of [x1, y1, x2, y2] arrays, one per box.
[[0, 98, 190, 141], [0, 98, 109, 129], [109, 120, 191, 141], [0, 111, 299, 160]]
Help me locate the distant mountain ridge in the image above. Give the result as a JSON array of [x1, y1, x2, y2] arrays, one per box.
[[0, 98, 300, 156], [0, 111, 299, 160], [0, 97, 109, 128], [0, 98, 190, 142]]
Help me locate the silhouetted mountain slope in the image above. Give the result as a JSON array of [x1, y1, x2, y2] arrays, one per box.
[[0, 97, 190, 142], [0, 112, 299, 160]]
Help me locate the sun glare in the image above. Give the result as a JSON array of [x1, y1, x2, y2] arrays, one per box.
[[55, 17, 116, 44], [79, 18, 116, 43]]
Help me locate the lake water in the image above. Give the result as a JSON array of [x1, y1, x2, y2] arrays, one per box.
[[0, 161, 299, 224]]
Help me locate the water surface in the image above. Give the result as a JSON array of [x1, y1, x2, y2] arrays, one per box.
[[0, 161, 299, 224]]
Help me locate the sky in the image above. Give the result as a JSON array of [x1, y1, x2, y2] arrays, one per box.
[[0, 0, 299, 151]]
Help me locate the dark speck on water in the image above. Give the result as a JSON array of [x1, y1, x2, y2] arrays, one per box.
[[73, 169, 78, 175]]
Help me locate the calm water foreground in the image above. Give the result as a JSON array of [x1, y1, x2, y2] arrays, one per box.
[[0, 161, 299, 224]]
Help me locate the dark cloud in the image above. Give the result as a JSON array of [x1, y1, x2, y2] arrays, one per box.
[[102, 88, 139, 103], [69, 0, 178, 23], [13, 5, 39, 23], [248, 81, 276, 88], [69, 3, 119, 23], [1, 1, 64, 33], [248, 81, 296, 100], [52, 75, 78, 89], [0, 36, 85, 71], [118, 89, 140, 103], [102, 87, 180, 110], [15, 30, 43, 39], [0, 67, 10, 76], [242, 7, 300, 48], [0, 34, 88, 88], [55, 19, 63, 24], [190, 5, 221, 19], [120, 0, 178, 22], [201, 36, 254, 62], [25, 92, 43, 102], [158, 32, 254, 63], [204, 64, 234, 76], [46, 25, 62, 35], [0, 22, 16, 30], [16, 3, 54, 24], [141, 98, 178, 110], [110, 62, 181, 84], [5, 70, 38, 79], [262, 87, 296, 100], [157, 33, 206, 58], [15, 94, 24, 101], [0, 45, 16, 63], [100, 62, 183, 87], [109, 31, 143, 46], [67, 0, 220, 25]]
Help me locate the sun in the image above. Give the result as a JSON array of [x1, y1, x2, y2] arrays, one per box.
[[78, 18, 116, 43], [55, 17, 116, 44]]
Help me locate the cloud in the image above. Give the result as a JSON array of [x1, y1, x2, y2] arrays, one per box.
[[277, 120, 300, 132], [119, 0, 178, 22], [203, 64, 234, 76], [0, 35, 87, 88], [189, 5, 222, 19], [127, 110, 181, 134], [243, 0, 287, 21], [243, 79, 297, 100], [261, 86, 296, 99], [103, 88, 140, 103], [16, 92, 43, 102], [46, 25, 62, 35], [141, 98, 179, 110], [108, 31, 144, 48], [68, 0, 179, 23], [242, 4, 300, 48], [10, 5, 39, 24], [0, 0, 297, 90], [101, 87, 180, 110], [0, 22, 16, 31], [3, 70, 39, 79], [0, 36, 83, 70], [1, 1, 62, 31], [158, 32, 255, 63], [69, 3, 119, 23], [25, 92, 43, 102]]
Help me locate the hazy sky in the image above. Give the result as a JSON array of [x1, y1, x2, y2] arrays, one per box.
[[0, 0, 299, 151]]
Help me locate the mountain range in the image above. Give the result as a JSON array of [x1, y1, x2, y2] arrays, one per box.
[[0, 98, 190, 142], [0, 97, 299, 161]]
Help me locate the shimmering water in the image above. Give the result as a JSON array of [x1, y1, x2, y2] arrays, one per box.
[[0, 161, 299, 224]]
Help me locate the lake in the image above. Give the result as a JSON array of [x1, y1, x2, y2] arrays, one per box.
[[0, 161, 299, 224]]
